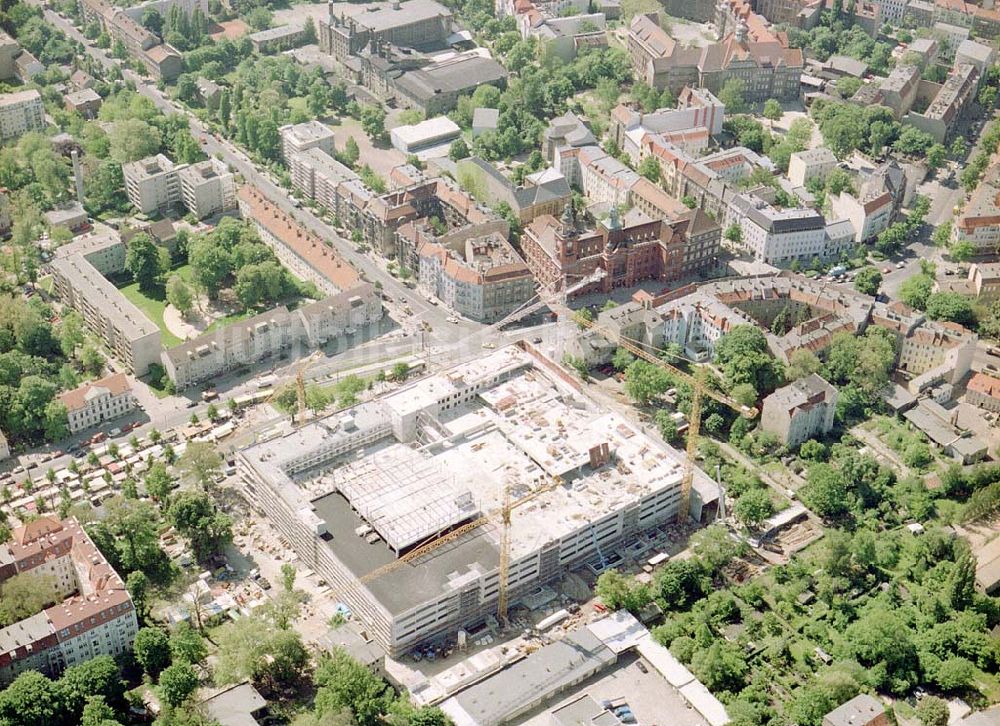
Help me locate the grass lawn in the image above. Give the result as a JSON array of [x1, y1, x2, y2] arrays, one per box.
[[117, 264, 194, 348]]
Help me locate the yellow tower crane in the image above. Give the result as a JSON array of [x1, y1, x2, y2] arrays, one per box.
[[262, 350, 325, 425], [560, 310, 757, 521], [321, 476, 564, 622]]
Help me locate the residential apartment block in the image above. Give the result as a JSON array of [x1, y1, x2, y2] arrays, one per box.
[[178, 159, 236, 219], [50, 254, 162, 376], [728, 194, 828, 266], [54, 232, 126, 276], [401, 224, 534, 322], [123, 154, 182, 216], [0, 90, 45, 141], [760, 374, 838, 446], [906, 63, 978, 142], [787, 148, 837, 188], [78, 0, 182, 79], [0, 517, 138, 685], [58, 373, 136, 434], [954, 154, 1000, 254], [290, 148, 359, 217], [0, 32, 20, 81], [79, 0, 183, 81], [237, 186, 364, 296], [829, 160, 906, 243], [0, 429, 9, 460], [610, 88, 724, 165], [969, 263, 1000, 300], [279, 120, 336, 164], [161, 286, 382, 389]]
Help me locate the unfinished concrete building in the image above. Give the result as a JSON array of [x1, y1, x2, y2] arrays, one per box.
[[237, 345, 715, 657]]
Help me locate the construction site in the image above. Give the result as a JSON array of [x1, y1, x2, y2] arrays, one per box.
[[236, 343, 720, 657]]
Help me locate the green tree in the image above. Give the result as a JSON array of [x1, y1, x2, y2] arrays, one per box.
[[170, 621, 208, 665], [690, 641, 749, 693], [844, 608, 920, 693], [713, 325, 783, 396], [638, 156, 660, 182], [159, 662, 198, 707], [145, 460, 175, 502], [0, 572, 59, 626], [109, 119, 162, 163], [126, 234, 168, 293], [359, 106, 386, 143], [313, 648, 392, 726], [787, 349, 822, 381], [804, 463, 848, 518], [341, 136, 360, 167], [0, 670, 67, 725], [762, 98, 782, 122], [853, 266, 882, 295], [448, 137, 469, 161], [281, 563, 297, 593], [949, 545, 976, 609], [59, 655, 124, 717], [176, 441, 222, 487], [126, 570, 149, 621], [595, 569, 652, 612], [166, 274, 194, 317], [169, 490, 233, 562], [898, 273, 934, 309], [80, 695, 120, 726], [724, 224, 742, 243], [624, 359, 672, 405], [925, 292, 975, 326], [734, 489, 774, 529], [133, 626, 171, 677], [215, 617, 310, 693], [916, 696, 949, 726], [718, 79, 747, 114]]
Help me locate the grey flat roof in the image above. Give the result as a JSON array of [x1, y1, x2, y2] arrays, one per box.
[[51, 255, 159, 339], [201, 683, 266, 726], [395, 55, 507, 102], [338, 0, 452, 33], [311, 489, 501, 616], [249, 24, 303, 42], [445, 628, 616, 725]]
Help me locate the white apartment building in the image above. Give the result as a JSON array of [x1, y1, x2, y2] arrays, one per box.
[[161, 287, 382, 389], [279, 120, 335, 163], [178, 159, 236, 219], [829, 190, 895, 243], [54, 232, 127, 276], [0, 89, 45, 141], [57, 373, 136, 434], [0, 429, 8, 461], [50, 254, 162, 376], [289, 147, 358, 216], [761, 374, 838, 446], [730, 194, 827, 265], [787, 148, 837, 188], [123, 154, 183, 215]]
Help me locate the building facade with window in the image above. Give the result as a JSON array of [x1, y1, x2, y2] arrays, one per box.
[[0, 517, 138, 685]]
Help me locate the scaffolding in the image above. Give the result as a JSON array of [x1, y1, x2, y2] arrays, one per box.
[[332, 447, 480, 554]]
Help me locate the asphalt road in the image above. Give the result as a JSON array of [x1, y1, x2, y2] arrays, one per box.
[[32, 2, 472, 337]]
